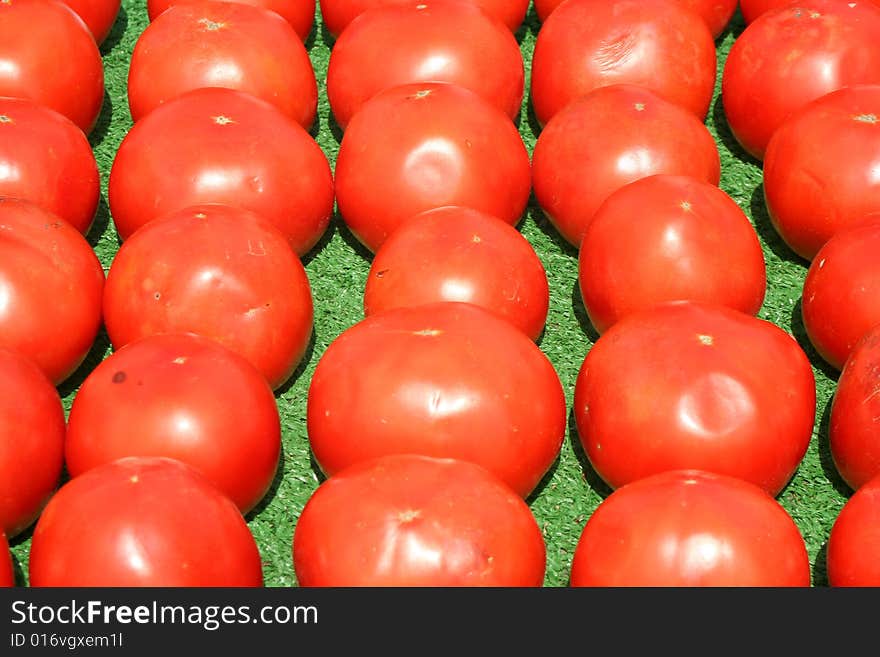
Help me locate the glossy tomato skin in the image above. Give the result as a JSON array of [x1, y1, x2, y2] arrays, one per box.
[[62, 0, 121, 44], [0, 533, 13, 587], [827, 474, 880, 586], [326, 1, 523, 129], [0, 199, 104, 385], [764, 86, 880, 261], [128, 1, 317, 128], [722, 0, 880, 160], [307, 303, 566, 498], [574, 301, 816, 496], [148, 0, 315, 41], [802, 218, 880, 371], [0, 0, 104, 134], [530, 0, 717, 126], [0, 98, 99, 235], [532, 85, 721, 249], [364, 207, 549, 341], [335, 83, 531, 253], [579, 175, 766, 334], [570, 470, 811, 586], [109, 87, 333, 255], [66, 333, 281, 515], [103, 204, 314, 391], [0, 349, 65, 540], [739, 0, 880, 23], [29, 457, 263, 587]]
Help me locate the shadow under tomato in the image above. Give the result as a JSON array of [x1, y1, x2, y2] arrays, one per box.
[[812, 539, 830, 587], [308, 452, 328, 487], [570, 277, 599, 345], [334, 213, 374, 264], [300, 214, 339, 267], [57, 328, 113, 403], [567, 407, 613, 501], [710, 94, 761, 169], [86, 194, 112, 250], [246, 447, 287, 522], [99, 4, 128, 56], [88, 90, 113, 151], [274, 326, 318, 399], [789, 299, 840, 384], [749, 183, 809, 267], [816, 389, 852, 500]]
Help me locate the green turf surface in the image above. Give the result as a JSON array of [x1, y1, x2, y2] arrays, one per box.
[[8, 1, 849, 587]]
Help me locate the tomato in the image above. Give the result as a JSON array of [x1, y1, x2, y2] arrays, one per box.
[[740, 0, 880, 23], [532, 85, 721, 249], [722, 0, 880, 160], [109, 87, 333, 256], [335, 82, 531, 253], [307, 302, 566, 498], [127, 1, 317, 128], [0, 349, 65, 539], [0, 0, 104, 134], [530, 0, 716, 127], [763, 86, 880, 261], [363, 206, 549, 341], [579, 175, 766, 334], [801, 217, 880, 371], [827, 474, 880, 586], [574, 301, 816, 496], [66, 333, 281, 515], [0, 97, 99, 235], [0, 532, 12, 587], [570, 470, 811, 586], [0, 198, 104, 385], [62, 0, 121, 44], [148, 0, 315, 41], [319, 0, 529, 37], [103, 205, 313, 391], [294, 455, 545, 586], [28, 457, 263, 587], [326, 1, 523, 130]]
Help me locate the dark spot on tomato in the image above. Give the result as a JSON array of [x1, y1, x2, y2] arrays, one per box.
[[112, 371, 127, 384], [376, 269, 389, 278]]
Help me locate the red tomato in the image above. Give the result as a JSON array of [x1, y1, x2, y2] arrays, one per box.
[[0, 0, 104, 134], [148, 0, 315, 41], [763, 86, 880, 261], [740, 0, 880, 23], [530, 0, 716, 126], [103, 204, 314, 391], [319, 0, 529, 37], [363, 207, 549, 341], [127, 1, 317, 128], [827, 474, 880, 586], [0, 532, 12, 587], [801, 217, 880, 371], [28, 457, 263, 587], [326, 1, 523, 130], [0, 198, 104, 385], [570, 470, 811, 586], [574, 301, 816, 496], [61, 0, 121, 44], [335, 83, 531, 253], [722, 0, 880, 160], [293, 455, 546, 586], [0, 97, 99, 235], [307, 302, 566, 498], [579, 175, 766, 334], [0, 349, 65, 539], [109, 87, 333, 256], [532, 85, 721, 249], [66, 333, 281, 515]]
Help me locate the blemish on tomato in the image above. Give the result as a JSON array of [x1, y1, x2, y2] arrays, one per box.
[[633, 102, 646, 112], [112, 371, 127, 384], [198, 18, 226, 30], [472, 234, 481, 243], [130, 475, 139, 484], [853, 113, 878, 124], [0, 115, 12, 125], [212, 115, 236, 125], [412, 329, 442, 336], [397, 509, 422, 523], [680, 201, 693, 212], [697, 334, 713, 346], [172, 357, 187, 365], [375, 269, 389, 278]]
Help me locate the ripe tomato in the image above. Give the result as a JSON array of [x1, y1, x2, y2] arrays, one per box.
[[579, 175, 766, 334], [62, 0, 121, 44], [66, 333, 281, 515], [763, 86, 880, 261], [326, 1, 523, 130], [0, 198, 104, 385], [127, 1, 317, 128], [574, 301, 816, 496], [0, 0, 104, 134], [570, 470, 811, 586], [0, 97, 99, 235], [802, 217, 880, 371], [0, 533, 12, 587], [103, 205, 313, 391], [335, 83, 531, 253], [28, 457, 263, 587], [0, 349, 65, 539], [722, 0, 880, 160], [307, 303, 566, 498], [827, 474, 880, 586], [294, 455, 546, 586], [109, 87, 333, 256], [148, 0, 315, 41], [530, 0, 716, 127], [364, 206, 549, 341], [740, 0, 880, 23], [532, 85, 721, 249]]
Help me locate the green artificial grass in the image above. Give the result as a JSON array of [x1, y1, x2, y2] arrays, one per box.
[[8, 1, 849, 587]]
